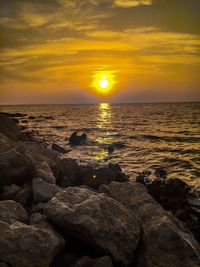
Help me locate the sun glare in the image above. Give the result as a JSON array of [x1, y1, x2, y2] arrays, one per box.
[[92, 71, 117, 94]]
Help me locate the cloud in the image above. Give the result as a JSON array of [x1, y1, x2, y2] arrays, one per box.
[[114, 0, 152, 7]]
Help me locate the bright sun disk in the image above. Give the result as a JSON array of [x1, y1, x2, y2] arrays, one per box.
[[99, 78, 109, 89]]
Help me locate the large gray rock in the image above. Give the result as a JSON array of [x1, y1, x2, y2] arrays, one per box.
[[0, 200, 28, 224], [32, 178, 60, 203], [45, 187, 140, 266], [106, 182, 200, 267], [0, 221, 65, 267]]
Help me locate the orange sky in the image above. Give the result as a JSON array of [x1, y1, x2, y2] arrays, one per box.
[[0, 0, 200, 104]]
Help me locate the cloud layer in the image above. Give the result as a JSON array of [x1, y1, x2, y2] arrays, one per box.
[[0, 0, 200, 103]]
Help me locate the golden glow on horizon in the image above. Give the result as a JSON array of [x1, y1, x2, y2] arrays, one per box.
[[92, 71, 117, 95]]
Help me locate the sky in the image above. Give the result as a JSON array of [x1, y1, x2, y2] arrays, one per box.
[[0, 0, 200, 104]]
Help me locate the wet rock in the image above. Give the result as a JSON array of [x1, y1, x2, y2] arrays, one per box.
[[106, 181, 200, 267], [58, 158, 82, 187], [0, 221, 65, 267], [74, 256, 113, 267], [45, 187, 140, 266], [0, 114, 24, 141], [0, 200, 28, 224], [32, 178, 60, 203], [81, 165, 128, 190], [69, 132, 87, 146], [34, 161, 56, 184], [52, 143, 69, 154]]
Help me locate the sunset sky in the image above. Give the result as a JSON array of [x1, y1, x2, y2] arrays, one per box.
[[0, 0, 200, 104]]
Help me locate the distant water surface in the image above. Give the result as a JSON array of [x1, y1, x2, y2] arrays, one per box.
[[1, 103, 200, 187]]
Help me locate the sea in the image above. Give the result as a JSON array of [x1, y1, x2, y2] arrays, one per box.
[[1, 102, 200, 187]]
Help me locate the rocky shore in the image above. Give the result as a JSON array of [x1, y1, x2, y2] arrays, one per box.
[[0, 113, 200, 267]]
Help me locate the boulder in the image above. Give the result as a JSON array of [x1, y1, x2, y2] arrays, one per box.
[[0, 200, 28, 224], [0, 134, 32, 186], [106, 182, 200, 267], [80, 165, 128, 190], [32, 178, 60, 203], [45, 187, 140, 266], [58, 158, 82, 187], [0, 114, 24, 141], [74, 256, 113, 267], [0, 221, 65, 267], [34, 161, 56, 184]]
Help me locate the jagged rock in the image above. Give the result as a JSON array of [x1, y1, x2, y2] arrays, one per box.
[[106, 181, 200, 267], [32, 178, 60, 203], [45, 187, 140, 266], [0, 200, 28, 224], [74, 256, 113, 267], [34, 161, 56, 184], [0, 221, 65, 267], [58, 158, 82, 187], [80, 165, 128, 190], [52, 143, 69, 154], [0, 114, 24, 141]]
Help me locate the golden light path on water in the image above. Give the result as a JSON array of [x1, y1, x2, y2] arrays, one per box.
[[94, 103, 113, 161]]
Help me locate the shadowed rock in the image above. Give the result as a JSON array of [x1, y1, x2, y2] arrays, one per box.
[[45, 187, 140, 266], [0, 200, 28, 224], [52, 143, 69, 154], [0, 221, 65, 267], [32, 178, 60, 203], [105, 181, 200, 267]]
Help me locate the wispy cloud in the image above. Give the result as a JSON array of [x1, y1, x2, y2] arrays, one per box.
[[114, 0, 152, 8]]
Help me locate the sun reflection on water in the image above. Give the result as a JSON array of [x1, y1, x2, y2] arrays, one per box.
[[94, 103, 113, 161]]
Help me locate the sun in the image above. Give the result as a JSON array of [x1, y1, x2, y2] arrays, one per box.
[[99, 78, 109, 89], [92, 71, 116, 94]]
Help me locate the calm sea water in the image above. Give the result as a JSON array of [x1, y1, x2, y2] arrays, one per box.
[[1, 103, 200, 187]]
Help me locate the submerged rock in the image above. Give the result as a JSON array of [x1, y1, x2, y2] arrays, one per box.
[[106, 181, 200, 267], [45, 187, 140, 266], [69, 132, 87, 146]]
